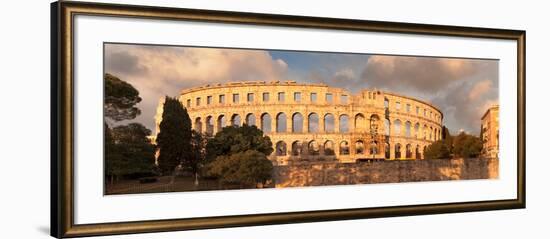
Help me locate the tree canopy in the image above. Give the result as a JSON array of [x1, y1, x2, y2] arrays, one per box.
[[104, 73, 142, 122], [105, 123, 156, 181], [207, 150, 273, 186], [205, 125, 273, 161], [156, 96, 192, 174], [452, 132, 483, 158], [423, 140, 451, 159]]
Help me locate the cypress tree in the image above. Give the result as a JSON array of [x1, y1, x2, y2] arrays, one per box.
[[156, 96, 192, 174]]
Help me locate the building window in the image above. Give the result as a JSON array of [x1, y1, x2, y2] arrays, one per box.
[[310, 92, 317, 102], [196, 97, 201, 106], [368, 92, 372, 99], [326, 93, 333, 103], [263, 92, 269, 102], [396, 102, 401, 110], [207, 96, 212, 105], [406, 104, 411, 113], [219, 94, 225, 104], [384, 98, 389, 108], [294, 92, 301, 102], [233, 94, 239, 103], [416, 106, 420, 114], [341, 95, 348, 104], [278, 92, 285, 102], [424, 109, 427, 116], [186, 99, 191, 107], [247, 93, 254, 102]]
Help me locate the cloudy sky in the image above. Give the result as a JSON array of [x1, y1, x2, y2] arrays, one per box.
[[104, 43, 498, 135]]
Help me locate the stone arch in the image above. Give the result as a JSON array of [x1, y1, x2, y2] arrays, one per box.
[[292, 113, 303, 133], [194, 117, 202, 133], [415, 145, 421, 159], [324, 113, 335, 132], [355, 113, 366, 132], [324, 140, 335, 155], [261, 113, 272, 133], [339, 114, 349, 133], [370, 114, 381, 132], [291, 141, 302, 156], [405, 121, 412, 137], [217, 115, 226, 132], [205, 116, 214, 135], [414, 123, 420, 138], [423, 124, 428, 139], [340, 141, 350, 155], [430, 126, 433, 141], [276, 112, 287, 133], [308, 140, 320, 155], [355, 140, 365, 154], [385, 142, 391, 159], [308, 113, 319, 133], [395, 143, 402, 158], [245, 113, 256, 126], [369, 140, 379, 155], [231, 114, 241, 126], [394, 119, 402, 136], [275, 141, 287, 156], [406, 144, 412, 158]]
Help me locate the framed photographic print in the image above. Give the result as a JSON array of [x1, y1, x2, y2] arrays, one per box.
[[51, 1, 526, 238]]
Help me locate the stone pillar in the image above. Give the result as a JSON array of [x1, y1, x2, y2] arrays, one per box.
[[304, 112, 309, 133], [334, 115, 340, 133], [389, 141, 395, 160], [271, 112, 277, 133], [319, 114, 325, 133], [255, 113, 262, 129]]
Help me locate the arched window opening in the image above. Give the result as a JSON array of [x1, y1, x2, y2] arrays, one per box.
[[406, 144, 412, 158], [194, 117, 202, 133], [292, 113, 303, 133], [324, 114, 335, 132], [261, 113, 271, 133], [339, 115, 349, 133], [384, 118, 391, 136], [340, 141, 350, 155], [308, 141, 319, 155], [217, 115, 226, 132], [355, 114, 366, 132], [395, 143, 402, 158], [291, 141, 302, 156], [324, 141, 335, 155], [205, 116, 214, 135], [394, 119, 402, 136], [231, 114, 241, 126], [355, 140, 365, 154], [276, 141, 287, 156], [385, 142, 391, 159], [369, 141, 378, 155], [245, 113, 256, 126], [276, 113, 287, 133], [308, 113, 319, 133]]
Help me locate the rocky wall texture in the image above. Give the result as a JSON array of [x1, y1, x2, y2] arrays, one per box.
[[273, 158, 498, 187]]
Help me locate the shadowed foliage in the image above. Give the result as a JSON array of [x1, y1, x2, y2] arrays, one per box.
[[104, 73, 142, 121], [156, 96, 192, 174]]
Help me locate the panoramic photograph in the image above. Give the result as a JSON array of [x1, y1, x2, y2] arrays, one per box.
[[103, 43, 500, 195]]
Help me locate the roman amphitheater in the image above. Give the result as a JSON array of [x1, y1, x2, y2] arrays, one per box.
[[155, 81, 443, 165]]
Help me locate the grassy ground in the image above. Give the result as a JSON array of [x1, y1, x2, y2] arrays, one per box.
[[105, 176, 271, 195]]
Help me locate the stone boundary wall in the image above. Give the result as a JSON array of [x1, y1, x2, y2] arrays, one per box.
[[273, 158, 499, 188]]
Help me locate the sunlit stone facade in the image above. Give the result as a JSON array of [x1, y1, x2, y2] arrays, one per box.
[[481, 105, 499, 158], [154, 81, 443, 165]]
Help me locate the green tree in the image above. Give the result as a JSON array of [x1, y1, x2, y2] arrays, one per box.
[[104, 73, 142, 122], [207, 150, 273, 187], [156, 96, 192, 174], [452, 132, 483, 158], [205, 125, 273, 161], [105, 123, 156, 183], [441, 126, 454, 151], [423, 140, 451, 159]]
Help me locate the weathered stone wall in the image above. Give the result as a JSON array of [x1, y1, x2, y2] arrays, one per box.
[[273, 158, 499, 187]]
